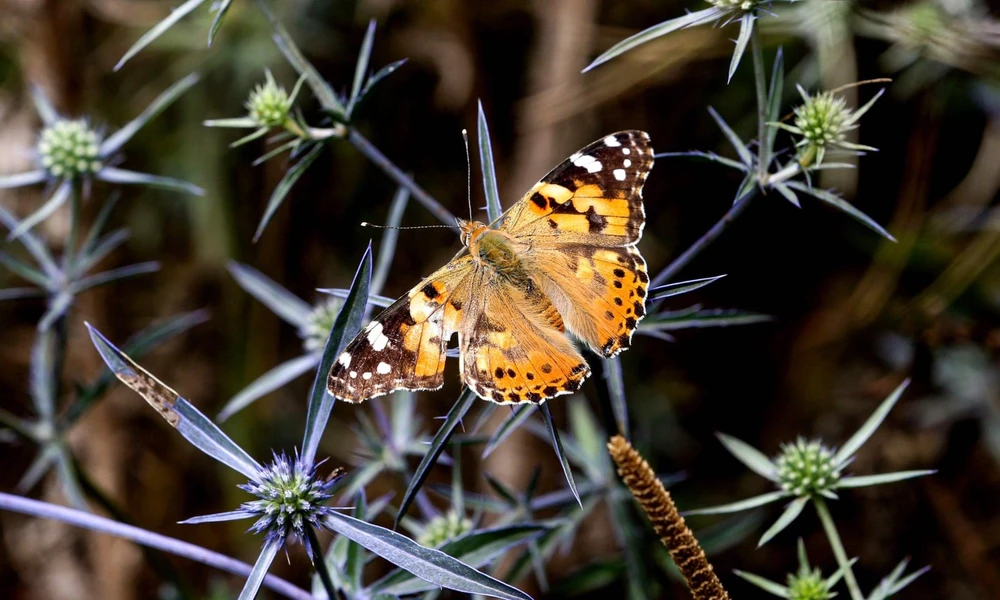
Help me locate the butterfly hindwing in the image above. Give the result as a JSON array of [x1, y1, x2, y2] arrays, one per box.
[[526, 244, 648, 357], [500, 131, 653, 247], [460, 270, 590, 404], [327, 257, 473, 402]]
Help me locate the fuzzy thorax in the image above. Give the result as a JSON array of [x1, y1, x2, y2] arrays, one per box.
[[459, 219, 528, 275]]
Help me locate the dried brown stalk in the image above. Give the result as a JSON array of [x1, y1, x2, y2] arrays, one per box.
[[607, 435, 729, 600]]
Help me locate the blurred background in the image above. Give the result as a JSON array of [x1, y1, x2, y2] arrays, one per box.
[[1, 0, 1000, 598]]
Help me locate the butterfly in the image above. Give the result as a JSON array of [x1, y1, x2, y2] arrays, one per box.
[[328, 131, 653, 404]]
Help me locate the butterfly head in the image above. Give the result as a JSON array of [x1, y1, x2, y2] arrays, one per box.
[[457, 218, 489, 248]]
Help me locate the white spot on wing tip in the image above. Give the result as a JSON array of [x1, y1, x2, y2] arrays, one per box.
[[613, 168, 626, 181], [337, 353, 351, 367], [572, 154, 602, 174], [362, 372, 372, 380], [376, 362, 392, 375], [622, 147, 631, 155], [603, 134, 621, 147]]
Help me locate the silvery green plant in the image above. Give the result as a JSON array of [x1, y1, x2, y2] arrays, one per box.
[[686, 380, 932, 600], [78, 248, 533, 600], [0, 74, 202, 240]]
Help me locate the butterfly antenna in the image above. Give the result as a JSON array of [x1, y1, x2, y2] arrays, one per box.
[[360, 222, 457, 230], [462, 128, 473, 220]]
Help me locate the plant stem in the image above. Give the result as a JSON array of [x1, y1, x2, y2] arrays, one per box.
[[307, 525, 343, 600], [0, 492, 313, 600], [347, 127, 457, 226], [62, 184, 81, 273], [751, 27, 769, 180], [815, 497, 864, 600], [650, 187, 757, 288]]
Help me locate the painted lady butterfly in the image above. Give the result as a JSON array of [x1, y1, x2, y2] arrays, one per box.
[[328, 131, 653, 404]]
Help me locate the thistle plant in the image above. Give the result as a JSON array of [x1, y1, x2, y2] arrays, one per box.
[[735, 538, 854, 600], [774, 86, 884, 168], [686, 380, 933, 600], [0, 75, 203, 240]]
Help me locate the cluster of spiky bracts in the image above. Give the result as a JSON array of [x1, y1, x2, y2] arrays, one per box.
[[775, 438, 841, 498], [301, 297, 344, 353], [239, 453, 342, 551], [246, 73, 293, 128], [37, 119, 103, 178], [417, 510, 473, 548]]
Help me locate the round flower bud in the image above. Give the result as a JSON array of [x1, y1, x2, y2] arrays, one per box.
[[787, 566, 833, 600], [36, 119, 103, 179], [246, 75, 293, 128], [301, 297, 345, 353], [418, 511, 473, 548], [775, 438, 841, 497]]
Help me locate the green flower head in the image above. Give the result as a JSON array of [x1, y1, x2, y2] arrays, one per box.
[[36, 119, 103, 179], [246, 70, 294, 128], [708, 0, 758, 12], [776, 437, 842, 498], [418, 511, 473, 548], [300, 296, 344, 353], [774, 85, 885, 167]]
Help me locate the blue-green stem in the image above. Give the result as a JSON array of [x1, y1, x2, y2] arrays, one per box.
[[814, 497, 864, 600], [307, 525, 343, 600], [751, 28, 769, 179], [347, 127, 457, 226]]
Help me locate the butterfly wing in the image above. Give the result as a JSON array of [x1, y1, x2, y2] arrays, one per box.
[[327, 256, 475, 402], [499, 131, 653, 247], [460, 269, 590, 404], [525, 244, 648, 357]]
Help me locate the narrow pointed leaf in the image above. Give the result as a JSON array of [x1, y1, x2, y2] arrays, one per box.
[[885, 564, 930, 595], [708, 106, 754, 167], [582, 8, 722, 72], [115, 0, 206, 71], [317, 287, 394, 308], [685, 490, 788, 516], [834, 379, 909, 466], [254, 142, 324, 242], [0, 287, 44, 301], [836, 470, 934, 488], [765, 48, 784, 158], [0, 204, 59, 277], [29, 85, 58, 125], [716, 433, 778, 481], [71, 261, 160, 293], [252, 139, 299, 167], [482, 404, 534, 458], [101, 73, 200, 154], [772, 182, 801, 207], [733, 570, 790, 596], [230, 127, 270, 149], [97, 167, 203, 196], [649, 275, 725, 301], [263, 6, 344, 116], [758, 496, 808, 547], [728, 14, 756, 83], [0, 252, 50, 289], [217, 353, 319, 422], [0, 170, 47, 189], [53, 442, 88, 511], [227, 262, 313, 327], [360, 59, 408, 101], [207, 0, 232, 47], [371, 185, 409, 296], [322, 512, 532, 600], [30, 328, 58, 418], [85, 324, 261, 480], [15, 444, 58, 493], [204, 117, 259, 128], [540, 404, 581, 508], [348, 20, 378, 116], [236, 537, 281, 600], [301, 244, 372, 466], [784, 180, 895, 241], [75, 229, 130, 276], [8, 179, 71, 240], [178, 510, 252, 525], [478, 101, 503, 224], [397, 388, 477, 528], [655, 151, 747, 172], [345, 493, 368, 593], [602, 357, 629, 436], [373, 525, 548, 595]]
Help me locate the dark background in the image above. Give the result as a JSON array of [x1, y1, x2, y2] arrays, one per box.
[[1, 0, 999, 598]]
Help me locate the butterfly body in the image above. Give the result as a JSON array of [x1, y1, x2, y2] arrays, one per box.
[[329, 131, 653, 404]]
